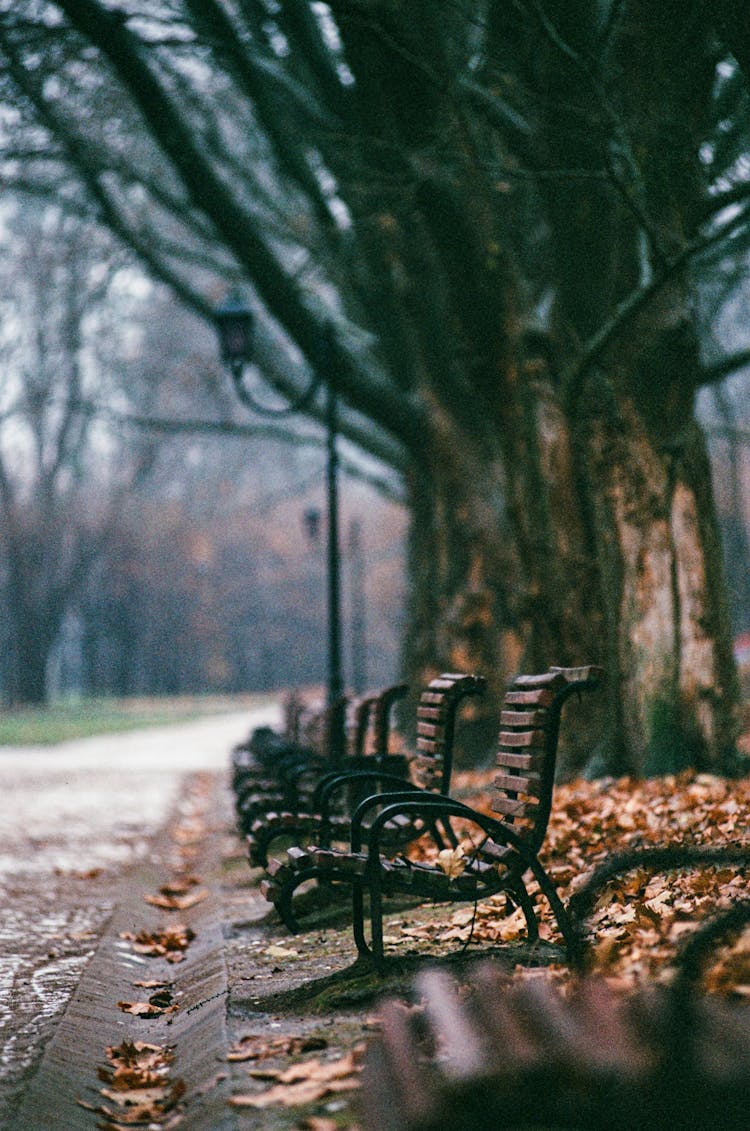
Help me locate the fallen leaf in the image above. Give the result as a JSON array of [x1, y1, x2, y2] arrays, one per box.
[[99, 1085, 175, 1107], [229, 1078, 359, 1109], [437, 845, 467, 879], [118, 988, 178, 1018], [105, 1041, 173, 1073], [145, 888, 209, 911], [227, 1033, 327, 1062], [277, 1051, 361, 1085], [120, 924, 195, 962], [159, 876, 202, 894], [228, 1049, 363, 1109]]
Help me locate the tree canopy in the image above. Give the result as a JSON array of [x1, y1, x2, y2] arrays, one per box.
[[2, 1, 750, 773]]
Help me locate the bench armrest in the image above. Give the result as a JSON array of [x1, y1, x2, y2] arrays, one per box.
[[352, 795, 535, 878], [311, 757, 408, 811], [316, 770, 421, 820]]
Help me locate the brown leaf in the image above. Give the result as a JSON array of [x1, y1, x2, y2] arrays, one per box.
[[117, 988, 178, 1019], [98, 1067, 166, 1090], [229, 1078, 359, 1109], [144, 888, 209, 911], [436, 845, 467, 879], [227, 1034, 327, 1062], [105, 1041, 173, 1073], [228, 1049, 363, 1109], [99, 1085, 174, 1107], [120, 924, 195, 961]]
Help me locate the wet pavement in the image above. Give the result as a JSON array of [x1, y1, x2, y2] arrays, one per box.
[[0, 706, 279, 1126]]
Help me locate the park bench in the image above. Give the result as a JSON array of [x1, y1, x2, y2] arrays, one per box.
[[236, 686, 411, 836], [247, 682, 409, 867], [260, 672, 487, 930], [261, 666, 602, 955], [233, 694, 349, 825], [361, 879, 750, 1130], [231, 690, 324, 797]]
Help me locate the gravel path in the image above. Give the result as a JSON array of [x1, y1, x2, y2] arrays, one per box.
[[0, 705, 279, 1124]]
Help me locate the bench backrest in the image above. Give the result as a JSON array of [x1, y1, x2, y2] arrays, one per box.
[[370, 683, 409, 762], [348, 693, 378, 759], [412, 673, 487, 794], [492, 664, 604, 853]]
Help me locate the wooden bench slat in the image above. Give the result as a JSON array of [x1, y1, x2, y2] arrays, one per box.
[[495, 750, 543, 771], [417, 721, 446, 740], [416, 970, 489, 1080], [416, 705, 443, 721], [503, 688, 555, 707], [419, 691, 450, 706], [494, 772, 541, 796], [500, 708, 548, 728], [492, 796, 538, 818], [498, 729, 546, 748], [513, 671, 567, 690], [416, 738, 441, 755]]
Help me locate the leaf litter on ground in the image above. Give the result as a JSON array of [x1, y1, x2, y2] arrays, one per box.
[[78, 1039, 184, 1128]]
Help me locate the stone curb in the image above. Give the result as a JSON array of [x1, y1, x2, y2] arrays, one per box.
[[8, 773, 237, 1131]]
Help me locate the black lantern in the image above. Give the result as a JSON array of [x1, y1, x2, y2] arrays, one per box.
[[215, 288, 254, 372]]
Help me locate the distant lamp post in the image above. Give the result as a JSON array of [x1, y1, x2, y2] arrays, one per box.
[[215, 288, 254, 379], [303, 507, 322, 544], [214, 290, 345, 762]]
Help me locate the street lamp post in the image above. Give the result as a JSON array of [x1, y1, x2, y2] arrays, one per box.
[[214, 290, 345, 763]]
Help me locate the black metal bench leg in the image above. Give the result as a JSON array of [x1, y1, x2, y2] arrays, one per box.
[[352, 877, 373, 959], [526, 857, 576, 956], [251, 826, 274, 869], [274, 874, 302, 933], [370, 883, 384, 965], [511, 879, 539, 943]]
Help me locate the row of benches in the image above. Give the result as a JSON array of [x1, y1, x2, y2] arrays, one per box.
[[231, 665, 603, 961], [229, 669, 750, 1129]]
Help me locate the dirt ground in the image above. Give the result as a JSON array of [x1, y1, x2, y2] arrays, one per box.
[[6, 709, 748, 1130], [217, 791, 562, 1131]]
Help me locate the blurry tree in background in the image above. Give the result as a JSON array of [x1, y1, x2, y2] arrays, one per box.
[[0, 228, 406, 704], [0, 202, 160, 703], [1, 2, 750, 772]]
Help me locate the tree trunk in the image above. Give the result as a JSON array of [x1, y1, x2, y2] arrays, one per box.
[[580, 372, 739, 775], [402, 407, 512, 764], [9, 615, 54, 706], [404, 340, 739, 777]]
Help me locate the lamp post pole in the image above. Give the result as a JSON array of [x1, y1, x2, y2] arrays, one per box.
[[319, 323, 344, 763], [325, 366, 343, 706], [215, 292, 345, 762], [349, 517, 366, 696]]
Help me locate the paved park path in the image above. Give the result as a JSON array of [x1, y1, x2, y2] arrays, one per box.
[[0, 704, 279, 1129]]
